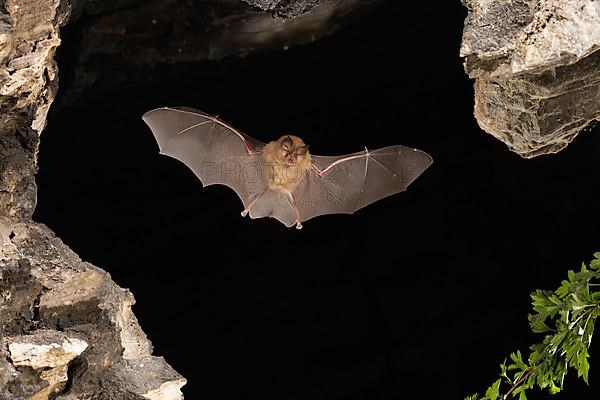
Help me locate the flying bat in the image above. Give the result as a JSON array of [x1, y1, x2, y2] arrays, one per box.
[[142, 107, 432, 229]]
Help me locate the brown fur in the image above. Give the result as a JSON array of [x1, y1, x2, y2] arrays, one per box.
[[263, 135, 311, 193]]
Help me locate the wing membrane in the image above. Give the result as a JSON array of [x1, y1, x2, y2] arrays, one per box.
[[143, 107, 268, 210], [295, 146, 432, 223]]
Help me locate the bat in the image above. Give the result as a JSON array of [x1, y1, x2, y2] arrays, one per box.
[[142, 107, 432, 229]]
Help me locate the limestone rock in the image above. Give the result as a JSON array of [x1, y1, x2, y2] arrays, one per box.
[[101, 357, 186, 400], [0, 0, 180, 397], [6, 330, 88, 399], [0, 0, 67, 219], [7, 330, 88, 369], [0, 222, 186, 399], [461, 0, 600, 157]]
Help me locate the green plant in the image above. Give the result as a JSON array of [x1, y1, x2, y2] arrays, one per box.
[[466, 252, 600, 400]]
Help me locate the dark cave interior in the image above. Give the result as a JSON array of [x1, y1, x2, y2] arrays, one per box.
[[32, 1, 600, 399]]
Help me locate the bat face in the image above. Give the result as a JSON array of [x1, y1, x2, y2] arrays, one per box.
[[263, 135, 312, 195], [143, 107, 433, 230], [277, 135, 310, 166]]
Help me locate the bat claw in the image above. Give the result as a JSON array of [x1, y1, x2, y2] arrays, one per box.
[[241, 210, 249, 217], [295, 221, 303, 230]]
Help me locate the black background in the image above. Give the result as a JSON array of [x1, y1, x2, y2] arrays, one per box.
[[34, 1, 600, 399]]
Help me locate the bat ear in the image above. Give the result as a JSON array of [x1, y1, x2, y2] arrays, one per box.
[[281, 136, 293, 151], [297, 145, 309, 155]]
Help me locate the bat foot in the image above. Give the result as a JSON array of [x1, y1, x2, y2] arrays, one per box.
[[241, 210, 249, 217], [295, 221, 303, 230]]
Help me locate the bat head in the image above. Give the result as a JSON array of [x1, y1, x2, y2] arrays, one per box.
[[278, 135, 310, 166]]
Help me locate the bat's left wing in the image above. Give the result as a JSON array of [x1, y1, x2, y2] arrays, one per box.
[[142, 107, 268, 212], [293, 146, 433, 224]]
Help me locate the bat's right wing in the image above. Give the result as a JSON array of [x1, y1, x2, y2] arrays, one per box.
[[142, 107, 268, 211], [294, 145, 433, 224]]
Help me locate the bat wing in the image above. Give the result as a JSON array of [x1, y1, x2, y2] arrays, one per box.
[[142, 107, 268, 211], [293, 145, 433, 225]]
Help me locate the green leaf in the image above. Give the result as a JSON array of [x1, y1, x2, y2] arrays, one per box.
[[549, 380, 561, 394], [548, 294, 563, 307], [518, 390, 527, 400], [529, 313, 552, 333], [510, 351, 528, 371], [484, 379, 501, 400], [578, 347, 590, 384], [556, 281, 570, 297], [500, 359, 509, 378], [512, 385, 527, 397]]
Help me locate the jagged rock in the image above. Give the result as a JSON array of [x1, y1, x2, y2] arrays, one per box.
[[0, 0, 67, 219], [460, 0, 600, 157], [7, 330, 88, 369], [101, 357, 186, 400], [6, 330, 88, 399], [0, 221, 186, 399], [76, 0, 323, 19], [0, 1, 184, 396], [241, 0, 320, 18]]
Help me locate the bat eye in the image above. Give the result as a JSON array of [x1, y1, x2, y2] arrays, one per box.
[[281, 137, 293, 151]]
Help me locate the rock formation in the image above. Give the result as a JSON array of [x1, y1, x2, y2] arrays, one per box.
[[461, 0, 600, 158], [1, 219, 186, 399], [7, 330, 88, 399], [0, 0, 381, 398], [242, 0, 320, 18]]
